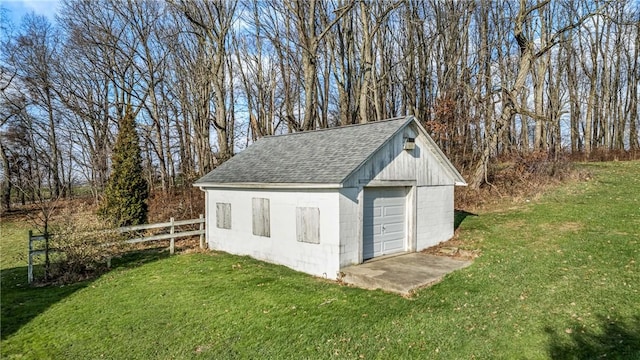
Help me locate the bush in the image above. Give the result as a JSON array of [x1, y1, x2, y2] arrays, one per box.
[[487, 151, 573, 186], [455, 151, 584, 209], [46, 209, 124, 284]]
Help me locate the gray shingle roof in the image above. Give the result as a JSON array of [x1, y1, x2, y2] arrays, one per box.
[[195, 116, 413, 185]]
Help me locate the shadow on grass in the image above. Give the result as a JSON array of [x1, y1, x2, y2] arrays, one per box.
[[454, 209, 478, 230], [0, 247, 170, 339], [109, 246, 171, 270], [546, 315, 640, 359]]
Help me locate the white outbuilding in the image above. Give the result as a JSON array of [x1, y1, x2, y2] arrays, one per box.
[[194, 116, 466, 279]]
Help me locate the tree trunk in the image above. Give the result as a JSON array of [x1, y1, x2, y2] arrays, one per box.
[[0, 141, 11, 212]]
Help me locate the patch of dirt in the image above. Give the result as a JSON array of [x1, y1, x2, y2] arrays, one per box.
[[1, 197, 97, 225], [176, 238, 208, 254], [502, 219, 527, 231], [539, 221, 584, 233], [422, 234, 481, 260], [1, 206, 34, 222], [558, 222, 584, 232]]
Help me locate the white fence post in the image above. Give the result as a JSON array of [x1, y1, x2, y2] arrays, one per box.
[[169, 217, 175, 254], [28, 230, 33, 284], [44, 231, 49, 281], [199, 214, 205, 249]]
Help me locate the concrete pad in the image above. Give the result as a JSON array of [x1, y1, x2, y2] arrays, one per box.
[[340, 253, 472, 295]]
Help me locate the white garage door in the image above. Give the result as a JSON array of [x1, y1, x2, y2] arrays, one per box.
[[363, 187, 406, 260]]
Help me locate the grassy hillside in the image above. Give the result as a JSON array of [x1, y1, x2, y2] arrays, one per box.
[[1, 161, 638, 359]]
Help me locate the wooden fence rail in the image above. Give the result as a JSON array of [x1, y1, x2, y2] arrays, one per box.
[[28, 215, 206, 284], [118, 214, 206, 254]]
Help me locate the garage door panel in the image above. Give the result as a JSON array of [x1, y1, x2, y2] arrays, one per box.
[[382, 239, 404, 252], [380, 215, 404, 225], [382, 223, 404, 234], [365, 218, 399, 226], [381, 213, 404, 222], [384, 205, 404, 216]]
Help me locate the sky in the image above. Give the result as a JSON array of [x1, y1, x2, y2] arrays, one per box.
[[1, 0, 60, 25]]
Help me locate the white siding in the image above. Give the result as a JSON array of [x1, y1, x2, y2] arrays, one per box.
[[338, 187, 360, 267], [205, 188, 342, 279], [415, 185, 455, 250], [343, 124, 456, 187], [413, 132, 460, 186]]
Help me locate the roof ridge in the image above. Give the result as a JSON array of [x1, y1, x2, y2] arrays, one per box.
[[261, 115, 412, 139]]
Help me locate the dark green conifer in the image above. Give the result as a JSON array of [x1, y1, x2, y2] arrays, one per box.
[[98, 106, 149, 226]]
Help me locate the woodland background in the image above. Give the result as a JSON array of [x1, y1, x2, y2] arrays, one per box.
[[1, 0, 639, 213]]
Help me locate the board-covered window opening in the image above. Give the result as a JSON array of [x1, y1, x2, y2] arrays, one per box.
[[252, 198, 270, 237]]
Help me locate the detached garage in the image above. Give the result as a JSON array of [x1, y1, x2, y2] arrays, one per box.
[[194, 116, 466, 279]]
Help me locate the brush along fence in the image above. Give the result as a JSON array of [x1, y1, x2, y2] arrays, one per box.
[[28, 215, 205, 284]]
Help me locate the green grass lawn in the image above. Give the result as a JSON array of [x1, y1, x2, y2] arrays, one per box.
[[1, 161, 639, 359]]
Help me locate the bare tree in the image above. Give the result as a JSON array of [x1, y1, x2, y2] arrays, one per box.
[[172, 0, 237, 166], [234, 0, 280, 141], [7, 14, 67, 197], [470, 0, 607, 188], [282, 0, 353, 130]]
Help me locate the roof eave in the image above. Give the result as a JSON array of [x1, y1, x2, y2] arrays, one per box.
[[194, 182, 343, 190]]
